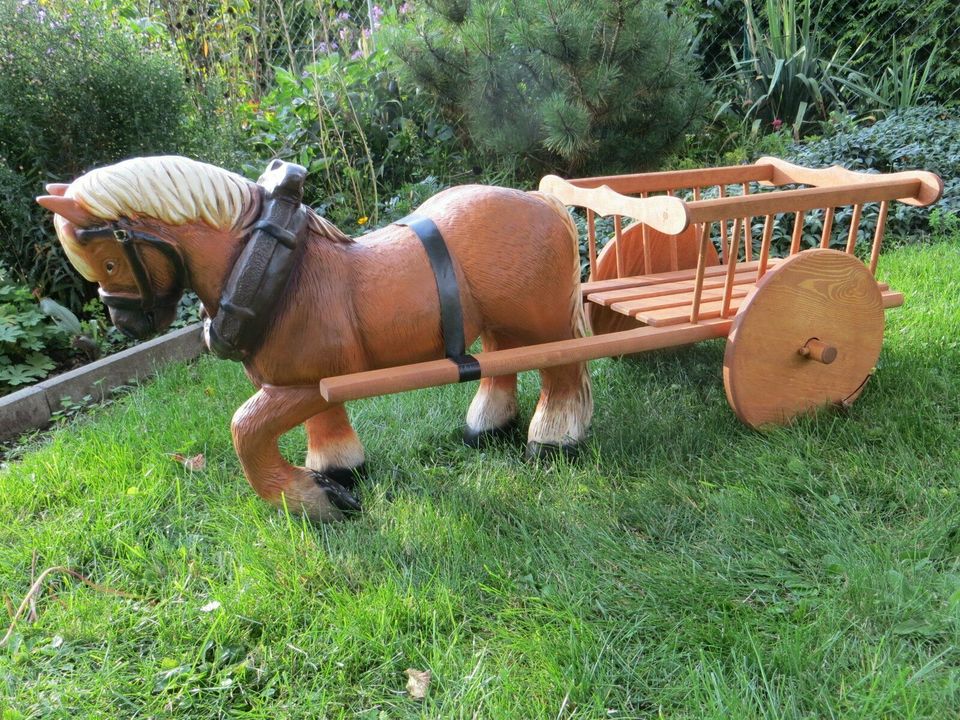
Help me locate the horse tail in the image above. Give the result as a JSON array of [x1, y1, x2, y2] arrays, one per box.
[[527, 190, 587, 342]]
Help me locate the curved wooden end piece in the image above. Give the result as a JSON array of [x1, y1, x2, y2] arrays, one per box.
[[754, 156, 944, 208], [538, 174, 690, 236]]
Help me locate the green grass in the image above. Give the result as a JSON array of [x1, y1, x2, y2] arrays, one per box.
[[1, 239, 959, 718]]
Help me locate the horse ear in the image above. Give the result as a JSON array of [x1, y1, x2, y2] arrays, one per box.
[[44, 183, 70, 197], [36, 195, 97, 226]]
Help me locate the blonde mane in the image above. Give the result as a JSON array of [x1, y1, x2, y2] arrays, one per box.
[[66, 155, 353, 245]]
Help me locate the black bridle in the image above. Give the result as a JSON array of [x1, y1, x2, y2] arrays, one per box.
[[75, 223, 188, 323]]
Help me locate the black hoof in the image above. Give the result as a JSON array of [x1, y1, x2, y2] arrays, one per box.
[[311, 471, 362, 516], [463, 419, 521, 449], [525, 441, 580, 462], [321, 462, 367, 492]]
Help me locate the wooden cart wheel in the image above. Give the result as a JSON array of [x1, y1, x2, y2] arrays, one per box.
[[723, 249, 885, 429], [587, 222, 720, 335]]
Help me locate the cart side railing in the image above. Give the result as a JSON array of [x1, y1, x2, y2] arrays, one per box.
[[541, 160, 943, 324]]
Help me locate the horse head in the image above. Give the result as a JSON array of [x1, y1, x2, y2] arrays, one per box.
[[37, 156, 259, 340]]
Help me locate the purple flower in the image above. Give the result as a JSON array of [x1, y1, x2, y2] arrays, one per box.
[[351, 49, 363, 60], [372, 5, 384, 19], [338, 11, 350, 21], [399, 2, 413, 14]]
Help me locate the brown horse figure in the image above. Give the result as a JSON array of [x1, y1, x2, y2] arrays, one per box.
[[37, 156, 592, 521]]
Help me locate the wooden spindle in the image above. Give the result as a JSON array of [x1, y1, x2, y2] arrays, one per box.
[[586, 209, 597, 278], [820, 206, 835, 249], [718, 185, 728, 264], [742, 182, 753, 262], [869, 200, 890, 276], [757, 214, 774, 281], [614, 214, 624, 279], [690, 222, 711, 324], [846, 203, 863, 254], [693, 187, 701, 201], [670, 235, 679, 271], [789, 211, 806, 255], [722, 218, 742, 318], [642, 224, 652, 275]]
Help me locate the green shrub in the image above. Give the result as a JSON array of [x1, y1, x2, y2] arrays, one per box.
[[782, 106, 959, 237], [244, 44, 464, 227], [386, 0, 709, 179], [0, 0, 236, 309], [0, 267, 70, 392]]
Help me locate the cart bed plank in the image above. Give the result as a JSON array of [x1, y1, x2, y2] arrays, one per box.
[[581, 258, 782, 298], [637, 286, 901, 326], [589, 270, 760, 307]]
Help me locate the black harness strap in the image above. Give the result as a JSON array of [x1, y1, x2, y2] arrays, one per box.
[[395, 214, 481, 382]]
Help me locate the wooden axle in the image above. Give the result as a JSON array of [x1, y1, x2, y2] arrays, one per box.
[[799, 338, 838, 364]]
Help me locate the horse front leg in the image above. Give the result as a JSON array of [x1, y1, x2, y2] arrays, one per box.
[[305, 403, 365, 490], [231, 386, 362, 521]]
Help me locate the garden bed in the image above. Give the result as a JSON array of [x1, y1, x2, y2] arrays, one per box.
[[0, 323, 204, 442]]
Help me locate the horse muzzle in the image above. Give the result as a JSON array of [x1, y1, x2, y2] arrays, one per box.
[[107, 304, 177, 340], [101, 288, 180, 340]]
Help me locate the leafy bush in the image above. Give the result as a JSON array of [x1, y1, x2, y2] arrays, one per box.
[[719, 0, 872, 135], [782, 106, 959, 237], [386, 0, 708, 178], [0, 268, 70, 392], [0, 0, 237, 310], [244, 45, 464, 227]]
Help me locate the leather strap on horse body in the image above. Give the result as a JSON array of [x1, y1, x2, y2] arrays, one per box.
[[394, 215, 481, 383], [207, 160, 310, 361]]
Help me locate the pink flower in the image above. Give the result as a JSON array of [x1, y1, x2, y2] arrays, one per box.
[[399, 2, 412, 14], [772, 118, 783, 131]]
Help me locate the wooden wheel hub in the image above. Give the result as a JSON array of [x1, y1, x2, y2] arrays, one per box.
[[723, 249, 885, 428]]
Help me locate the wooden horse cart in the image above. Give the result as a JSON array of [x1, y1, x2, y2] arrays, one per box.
[[318, 157, 943, 429]]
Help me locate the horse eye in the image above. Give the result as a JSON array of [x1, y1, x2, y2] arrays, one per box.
[[105, 260, 117, 274]]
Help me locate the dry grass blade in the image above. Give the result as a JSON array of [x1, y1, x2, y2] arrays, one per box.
[[0, 566, 140, 647], [405, 668, 431, 700]]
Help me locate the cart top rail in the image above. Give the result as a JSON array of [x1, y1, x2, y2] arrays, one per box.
[[539, 157, 944, 234]]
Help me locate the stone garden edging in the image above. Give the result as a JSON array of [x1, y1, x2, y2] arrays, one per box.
[[0, 323, 205, 442]]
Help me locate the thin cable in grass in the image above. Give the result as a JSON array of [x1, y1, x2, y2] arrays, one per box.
[[0, 566, 141, 647]]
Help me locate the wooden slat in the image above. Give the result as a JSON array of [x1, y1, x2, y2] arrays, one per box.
[[722, 218, 742, 317], [869, 200, 890, 276], [580, 259, 778, 298], [846, 203, 863, 254], [820, 206, 835, 248], [691, 222, 711, 323], [757, 214, 774, 280], [587, 269, 762, 307], [586, 208, 597, 277], [638, 286, 900, 327], [742, 182, 753, 262], [318, 320, 733, 403], [612, 286, 750, 316], [686, 179, 924, 224], [789, 211, 806, 255], [565, 164, 773, 196], [614, 214, 624, 278]]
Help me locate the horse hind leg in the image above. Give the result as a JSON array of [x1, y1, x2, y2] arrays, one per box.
[[463, 332, 520, 447], [527, 359, 593, 459], [305, 403, 366, 491]]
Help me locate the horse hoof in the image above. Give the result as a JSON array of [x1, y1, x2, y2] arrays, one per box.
[[463, 419, 520, 449], [321, 462, 367, 492], [525, 441, 580, 462], [311, 471, 362, 517]]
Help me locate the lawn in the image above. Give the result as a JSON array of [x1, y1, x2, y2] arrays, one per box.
[[1, 239, 959, 718]]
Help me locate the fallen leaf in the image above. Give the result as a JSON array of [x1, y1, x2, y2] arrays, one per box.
[[171, 453, 206, 472], [200, 601, 221, 613], [405, 668, 431, 700]]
